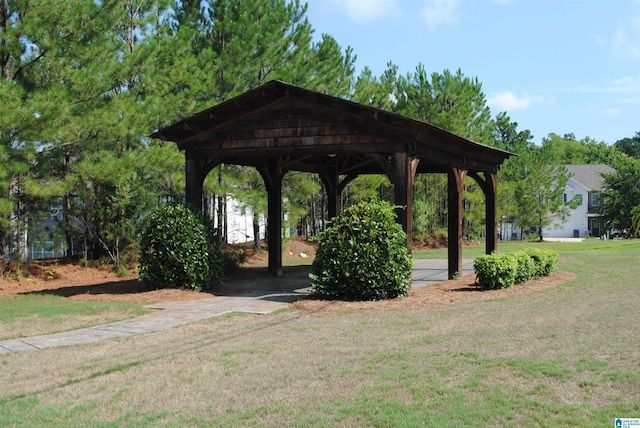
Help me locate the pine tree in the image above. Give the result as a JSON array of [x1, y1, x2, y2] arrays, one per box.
[[512, 147, 574, 241]]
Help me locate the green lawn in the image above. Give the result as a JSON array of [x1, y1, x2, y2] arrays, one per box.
[[412, 236, 636, 259], [1, 239, 639, 426]]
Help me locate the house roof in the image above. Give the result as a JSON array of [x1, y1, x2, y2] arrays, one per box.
[[565, 164, 616, 191]]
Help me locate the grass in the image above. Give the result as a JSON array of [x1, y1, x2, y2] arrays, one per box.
[[0, 294, 149, 340], [412, 236, 639, 259], [1, 239, 639, 426]]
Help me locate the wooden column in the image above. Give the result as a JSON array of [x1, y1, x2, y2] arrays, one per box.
[[484, 171, 498, 255], [390, 153, 419, 243], [185, 157, 204, 211], [468, 170, 499, 255], [319, 172, 340, 220], [448, 167, 466, 279], [320, 172, 358, 220], [265, 158, 284, 276]]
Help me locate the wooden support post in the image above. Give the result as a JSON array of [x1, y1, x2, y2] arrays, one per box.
[[266, 158, 283, 276], [391, 153, 419, 243], [448, 167, 465, 279], [467, 170, 499, 256], [185, 158, 204, 212], [320, 172, 358, 221], [485, 171, 498, 255], [319, 172, 340, 220]]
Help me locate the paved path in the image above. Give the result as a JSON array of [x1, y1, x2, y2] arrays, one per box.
[[0, 259, 473, 353]]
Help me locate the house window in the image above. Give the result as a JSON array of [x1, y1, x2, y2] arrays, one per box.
[[591, 192, 601, 207], [563, 194, 567, 203], [574, 194, 583, 205]]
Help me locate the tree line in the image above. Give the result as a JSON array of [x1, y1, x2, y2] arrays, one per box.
[[2, 0, 639, 269]]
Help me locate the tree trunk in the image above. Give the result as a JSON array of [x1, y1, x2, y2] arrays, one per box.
[[252, 210, 260, 253]]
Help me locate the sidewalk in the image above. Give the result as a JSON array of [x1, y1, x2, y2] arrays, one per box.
[[0, 259, 473, 353]]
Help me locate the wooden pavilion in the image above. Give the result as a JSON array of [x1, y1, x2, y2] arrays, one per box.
[[152, 80, 513, 279]]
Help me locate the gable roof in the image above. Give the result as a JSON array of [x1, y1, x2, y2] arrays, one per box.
[[152, 80, 513, 174], [565, 164, 616, 191]]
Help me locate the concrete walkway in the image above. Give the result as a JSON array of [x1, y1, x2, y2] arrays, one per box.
[[0, 259, 473, 353]]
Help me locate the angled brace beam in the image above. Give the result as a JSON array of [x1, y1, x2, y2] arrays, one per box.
[[467, 171, 498, 255], [448, 167, 467, 279]]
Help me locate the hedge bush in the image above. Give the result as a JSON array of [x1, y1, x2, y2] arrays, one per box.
[[513, 251, 536, 284], [309, 200, 413, 301], [139, 204, 224, 291], [474, 248, 558, 290], [474, 253, 518, 290], [524, 248, 558, 276]]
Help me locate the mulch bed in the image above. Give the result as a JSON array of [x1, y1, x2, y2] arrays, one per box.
[[1, 254, 576, 308], [291, 270, 577, 311]]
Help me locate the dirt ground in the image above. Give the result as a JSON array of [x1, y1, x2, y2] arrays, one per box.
[[0, 237, 576, 308], [0, 238, 319, 303]]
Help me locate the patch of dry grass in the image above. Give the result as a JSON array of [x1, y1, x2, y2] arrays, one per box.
[[1, 241, 639, 426]]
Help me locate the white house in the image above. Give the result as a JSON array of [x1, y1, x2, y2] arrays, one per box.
[[543, 164, 615, 239]]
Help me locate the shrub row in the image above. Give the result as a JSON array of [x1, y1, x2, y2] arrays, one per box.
[[474, 248, 558, 290]]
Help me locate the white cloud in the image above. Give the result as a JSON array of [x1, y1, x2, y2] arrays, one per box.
[[603, 108, 623, 116], [609, 75, 640, 92], [420, 0, 460, 32], [487, 91, 535, 111], [613, 13, 640, 62], [584, 106, 625, 118], [331, 0, 403, 23], [562, 75, 640, 95]]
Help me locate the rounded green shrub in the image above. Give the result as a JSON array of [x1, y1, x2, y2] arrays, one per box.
[[139, 203, 223, 291], [309, 200, 413, 301]]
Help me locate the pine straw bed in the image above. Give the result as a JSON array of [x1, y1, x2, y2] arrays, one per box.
[[291, 270, 577, 312]]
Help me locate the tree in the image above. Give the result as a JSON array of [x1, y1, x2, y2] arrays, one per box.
[[142, 142, 185, 205], [0, 0, 120, 261], [395, 66, 495, 240], [64, 151, 154, 266], [493, 112, 534, 153], [599, 161, 640, 235], [287, 33, 356, 97], [160, 0, 357, 243], [282, 172, 322, 236], [614, 132, 640, 159], [352, 63, 400, 110], [511, 147, 575, 241], [492, 113, 535, 238], [396, 66, 494, 145], [541, 133, 627, 167], [45, 0, 172, 260]]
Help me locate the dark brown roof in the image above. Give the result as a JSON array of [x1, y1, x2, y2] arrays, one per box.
[[153, 80, 513, 174]]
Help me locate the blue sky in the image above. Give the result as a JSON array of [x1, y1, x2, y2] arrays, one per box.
[[305, 0, 640, 145]]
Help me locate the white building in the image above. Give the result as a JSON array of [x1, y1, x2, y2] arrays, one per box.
[[224, 197, 291, 244], [225, 198, 266, 244], [543, 164, 615, 238]]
